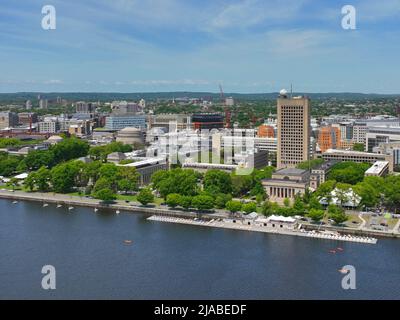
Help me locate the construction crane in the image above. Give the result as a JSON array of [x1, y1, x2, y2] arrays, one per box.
[[219, 84, 232, 128], [219, 84, 225, 104]]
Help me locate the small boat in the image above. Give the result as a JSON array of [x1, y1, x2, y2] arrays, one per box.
[[94, 208, 98, 212], [123, 240, 133, 245], [12, 201, 18, 204], [56, 204, 62, 208], [68, 206, 74, 211], [329, 250, 336, 254], [338, 268, 349, 274], [43, 203, 49, 207], [116, 210, 120, 214], [337, 247, 344, 252]]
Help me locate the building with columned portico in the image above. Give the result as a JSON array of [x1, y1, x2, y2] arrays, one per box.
[[262, 168, 310, 205]]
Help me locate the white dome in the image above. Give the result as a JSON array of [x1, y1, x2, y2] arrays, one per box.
[[120, 127, 141, 132], [47, 135, 63, 141], [279, 89, 288, 96]]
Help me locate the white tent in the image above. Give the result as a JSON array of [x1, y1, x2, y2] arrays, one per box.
[[14, 173, 29, 180]]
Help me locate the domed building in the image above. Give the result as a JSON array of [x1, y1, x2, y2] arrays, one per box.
[[116, 127, 144, 146], [46, 135, 64, 145], [257, 125, 275, 138]]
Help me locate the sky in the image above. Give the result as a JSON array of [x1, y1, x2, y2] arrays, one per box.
[[0, 0, 400, 93]]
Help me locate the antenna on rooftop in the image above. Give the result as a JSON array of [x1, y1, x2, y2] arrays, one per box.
[[290, 84, 293, 98]]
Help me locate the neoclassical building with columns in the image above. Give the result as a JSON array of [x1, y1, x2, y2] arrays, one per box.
[[262, 168, 311, 205]]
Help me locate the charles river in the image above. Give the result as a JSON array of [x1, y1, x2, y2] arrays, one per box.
[[1, 198, 399, 300]]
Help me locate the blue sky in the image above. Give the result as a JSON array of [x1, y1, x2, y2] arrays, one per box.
[[1, 0, 400, 93]]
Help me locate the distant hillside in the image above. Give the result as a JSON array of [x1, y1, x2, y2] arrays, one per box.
[[0, 91, 399, 102]]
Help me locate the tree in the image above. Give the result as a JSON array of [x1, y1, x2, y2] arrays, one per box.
[[225, 200, 242, 215], [94, 188, 116, 203], [328, 204, 348, 225], [328, 162, 370, 185], [0, 157, 21, 176], [296, 159, 324, 170], [204, 170, 232, 194], [242, 202, 257, 214], [89, 142, 132, 161], [7, 178, 19, 191], [255, 193, 265, 204], [283, 198, 291, 208], [51, 138, 89, 164], [252, 166, 275, 181], [309, 196, 323, 210], [261, 201, 278, 217], [93, 177, 113, 194], [24, 172, 36, 191], [293, 196, 307, 215], [166, 193, 181, 208], [117, 179, 135, 194], [383, 175, 400, 212], [231, 174, 253, 197], [35, 166, 51, 192], [214, 193, 232, 209], [99, 163, 119, 180], [353, 143, 365, 152], [307, 209, 325, 223], [82, 160, 102, 185], [315, 180, 336, 199], [50, 162, 80, 193], [151, 168, 199, 199], [192, 195, 214, 212], [137, 188, 154, 206], [179, 196, 192, 210], [250, 181, 266, 198], [117, 167, 139, 192], [335, 183, 352, 207], [23, 150, 55, 170], [354, 182, 380, 208]]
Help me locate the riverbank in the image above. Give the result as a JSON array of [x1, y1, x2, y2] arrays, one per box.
[[147, 215, 378, 244], [1, 189, 399, 239], [0, 189, 225, 220]]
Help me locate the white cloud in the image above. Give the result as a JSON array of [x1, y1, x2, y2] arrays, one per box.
[[206, 0, 308, 31], [44, 79, 63, 84], [129, 79, 213, 86], [358, 0, 400, 21]]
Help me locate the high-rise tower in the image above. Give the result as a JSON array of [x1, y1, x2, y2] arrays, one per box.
[[277, 90, 311, 169]]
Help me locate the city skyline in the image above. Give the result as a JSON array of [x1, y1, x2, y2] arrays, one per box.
[[1, 0, 400, 93]]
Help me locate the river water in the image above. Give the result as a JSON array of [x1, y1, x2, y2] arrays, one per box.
[[0, 199, 399, 300]]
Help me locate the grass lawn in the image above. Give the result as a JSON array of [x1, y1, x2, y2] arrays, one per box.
[[0, 184, 31, 192]]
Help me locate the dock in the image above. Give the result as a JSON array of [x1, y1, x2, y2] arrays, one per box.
[[147, 215, 378, 245]]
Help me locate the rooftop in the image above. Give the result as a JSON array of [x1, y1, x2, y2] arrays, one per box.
[[312, 160, 338, 171], [324, 149, 383, 156], [274, 168, 308, 176], [365, 161, 389, 175]]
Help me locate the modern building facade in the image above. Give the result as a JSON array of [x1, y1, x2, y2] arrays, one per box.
[[192, 113, 224, 130], [366, 127, 400, 152], [38, 121, 60, 134], [76, 101, 94, 114], [321, 149, 387, 164], [18, 113, 38, 125], [0, 112, 19, 129], [318, 126, 341, 153], [149, 114, 192, 131], [105, 115, 147, 131]]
